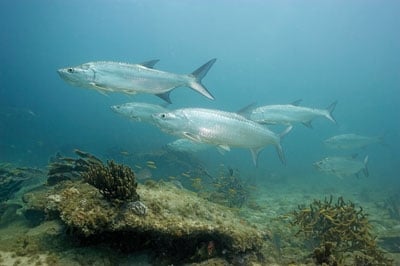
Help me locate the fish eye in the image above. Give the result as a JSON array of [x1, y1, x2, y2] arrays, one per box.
[[160, 113, 166, 119], [67, 68, 74, 73]]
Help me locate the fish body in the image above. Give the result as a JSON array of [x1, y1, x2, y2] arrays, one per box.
[[313, 155, 369, 178], [244, 101, 337, 128], [111, 102, 168, 124], [57, 59, 216, 103], [324, 134, 383, 150], [166, 138, 212, 153], [152, 108, 292, 165]]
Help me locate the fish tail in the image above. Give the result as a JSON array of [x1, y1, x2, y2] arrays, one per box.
[[325, 101, 338, 124], [188, 58, 216, 100], [363, 155, 369, 177], [274, 126, 293, 165]]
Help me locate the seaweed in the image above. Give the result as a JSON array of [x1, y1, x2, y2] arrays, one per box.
[[82, 160, 139, 203], [290, 196, 392, 265], [47, 149, 102, 185]]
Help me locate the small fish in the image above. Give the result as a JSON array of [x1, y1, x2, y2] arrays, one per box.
[[313, 155, 369, 178], [324, 133, 385, 150], [241, 100, 337, 128], [146, 164, 157, 169], [120, 151, 130, 156], [57, 59, 217, 103], [181, 172, 191, 178], [134, 164, 142, 169]]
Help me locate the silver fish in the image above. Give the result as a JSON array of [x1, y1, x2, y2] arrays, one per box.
[[152, 108, 292, 165], [313, 155, 369, 178], [324, 133, 384, 150], [242, 100, 337, 128], [111, 102, 168, 124], [166, 138, 212, 153], [57, 59, 216, 103]]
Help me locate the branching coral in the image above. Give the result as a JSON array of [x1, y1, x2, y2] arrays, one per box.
[[82, 160, 139, 202], [290, 196, 392, 265]]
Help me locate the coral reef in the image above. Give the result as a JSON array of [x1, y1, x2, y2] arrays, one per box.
[[290, 196, 392, 264], [23, 180, 265, 264], [82, 160, 139, 202]]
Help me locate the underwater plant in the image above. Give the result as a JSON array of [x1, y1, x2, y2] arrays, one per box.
[[82, 160, 139, 202], [47, 149, 103, 185], [208, 167, 249, 208], [290, 196, 392, 265], [383, 192, 400, 221]]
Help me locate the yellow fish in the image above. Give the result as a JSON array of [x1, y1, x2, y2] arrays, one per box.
[[134, 165, 142, 169], [181, 172, 191, 178], [120, 151, 130, 156], [147, 164, 157, 169], [146, 161, 156, 165]]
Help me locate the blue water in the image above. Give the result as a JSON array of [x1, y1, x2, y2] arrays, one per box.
[[1, 1, 399, 183]]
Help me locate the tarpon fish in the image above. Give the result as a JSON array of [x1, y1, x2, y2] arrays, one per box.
[[152, 108, 292, 166], [242, 100, 337, 128], [324, 133, 384, 150], [57, 58, 216, 103], [313, 155, 369, 178], [165, 138, 213, 153], [111, 102, 168, 124]]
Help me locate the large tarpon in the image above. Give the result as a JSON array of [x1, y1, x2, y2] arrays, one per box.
[[242, 100, 337, 128], [111, 102, 168, 124], [57, 59, 216, 103], [152, 108, 292, 165], [313, 155, 369, 178], [324, 133, 384, 150]]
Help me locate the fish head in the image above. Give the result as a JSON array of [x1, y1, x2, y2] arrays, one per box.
[[152, 111, 188, 135], [110, 103, 140, 121], [57, 63, 94, 87]]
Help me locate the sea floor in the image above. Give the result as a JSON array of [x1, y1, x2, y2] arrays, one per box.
[[0, 161, 399, 266]]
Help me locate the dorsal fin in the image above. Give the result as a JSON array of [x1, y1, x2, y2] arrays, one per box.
[[156, 91, 172, 103], [291, 99, 302, 106], [237, 102, 257, 117], [139, 59, 160, 68]]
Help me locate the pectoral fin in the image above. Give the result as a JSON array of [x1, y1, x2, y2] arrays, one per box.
[[250, 148, 263, 167], [183, 132, 201, 142], [218, 145, 230, 152]]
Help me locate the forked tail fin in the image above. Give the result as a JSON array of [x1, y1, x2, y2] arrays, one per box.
[[325, 101, 338, 124], [188, 58, 216, 100]]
